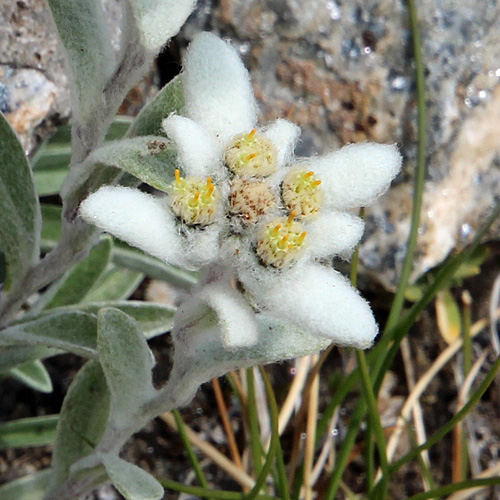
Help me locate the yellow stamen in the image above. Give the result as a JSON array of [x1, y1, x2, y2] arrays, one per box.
[[305, 171, 314, 178], [248, 128, 257, 138], [298, 231, 307, 244], [246, 153, 257, 161], [287, 211, 296, 224], [206, 177, 213, 187], [271, 224, 282, 236], [312, 180, 322, 186], [175, 169, 181, 184], [278, 235, 289, 249]]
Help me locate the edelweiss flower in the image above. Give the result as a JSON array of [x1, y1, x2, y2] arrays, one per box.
[[80, 33, 402, 354]]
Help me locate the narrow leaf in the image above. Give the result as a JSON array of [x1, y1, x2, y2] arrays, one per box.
[[98, 308, 156, 427], [0, 111, 41, 289], [113, 244, 198, 289], [40, 205, 62, 251], [47, 0, 114, 122], [102, 454, 163, 500], [0, 311, 98, 357], [43, 237, 113, 310], [50, 360, 110, 488], [33, 118, 133, 196], [0, 415, 58, 449], [129, 75, 184, 136], [9, 360, 53, 393], [78, 301, 174, 339], [85, 136, 179, 192], [0, 469, 52, 500], [83, 265, 144, 302], [0, 345, 60, 372]]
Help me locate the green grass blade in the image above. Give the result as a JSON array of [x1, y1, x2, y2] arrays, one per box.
[[172, 410, 209, 489], [356, 350, 389, 496], [159, 478, 276, 500], [373, 199, 500, 396], [243, 368, 280, 500], [387, 352, 500, 479], [246, 368, 264, 476], [385, 0, 427, 333], [259, 367, 290, 500], [404, 477, 500, 500]]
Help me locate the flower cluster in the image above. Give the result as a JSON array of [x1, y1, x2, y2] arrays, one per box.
[[80, 33, 402, 351]]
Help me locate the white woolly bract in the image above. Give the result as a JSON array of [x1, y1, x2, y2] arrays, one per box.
[[179, 224, 223, 270], [262, 119, 301, 169], [79, 186, 181, 264], [240, 264, 378, 349], [198, 279, 259, 348], [183, 32, 257, 144], [162, 115, 222, 177], [129, 0, 197, 51], [311, 143, 402, 210], [306, 212, 364, 259]]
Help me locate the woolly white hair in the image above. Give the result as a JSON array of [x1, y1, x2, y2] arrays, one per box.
[[306, 211, 364, 260], [79, 186, 182, 264], [183, 32, 258, 144], [310, 143, 402, 210], [262, 119, 301, 169], [130, 0, 197, 51], [162, 115, 222, 177], [239, 263, 378, 349], [196, 278, 259, 349]]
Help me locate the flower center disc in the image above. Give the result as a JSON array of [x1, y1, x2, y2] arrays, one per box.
[[256, 212, 307, 267], [225, 129, 277, 177], [170, 170, 219, 226], [229, 178, 277, 225], [282, 168, 323, 219]]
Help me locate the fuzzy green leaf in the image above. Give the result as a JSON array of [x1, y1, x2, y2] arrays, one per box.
[[0, 469, 52, 500], [85, 136, 179, 192], [0, 311, 98, 357], [43, 237, 113, 310], [40, 205, 62, 251], [0, 111, 41, 290], [102, 455, 163, 500], [73, 301, 175, 339], [9, 360, 53, 393], [47, 0, 114, 122], [98, 308, 156, 428], [50, 360, 110, 488], [113, 244, 198, 289], [32, 118, 133, 196], [129, 75, 184, 137], [83, 265, 144, 302], [0, 415, 59, 449], [0, 345, 60, 372]]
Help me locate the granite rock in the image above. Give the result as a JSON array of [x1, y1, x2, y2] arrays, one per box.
[[0, 0, 124, 151]]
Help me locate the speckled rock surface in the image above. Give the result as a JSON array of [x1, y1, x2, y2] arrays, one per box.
[[180, 0, 500, 289], [4, 0, 500, 288], [0, 0, 124, 151]]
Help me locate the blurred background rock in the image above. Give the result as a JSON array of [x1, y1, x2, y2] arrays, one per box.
[[3, 0, 500, 290]]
